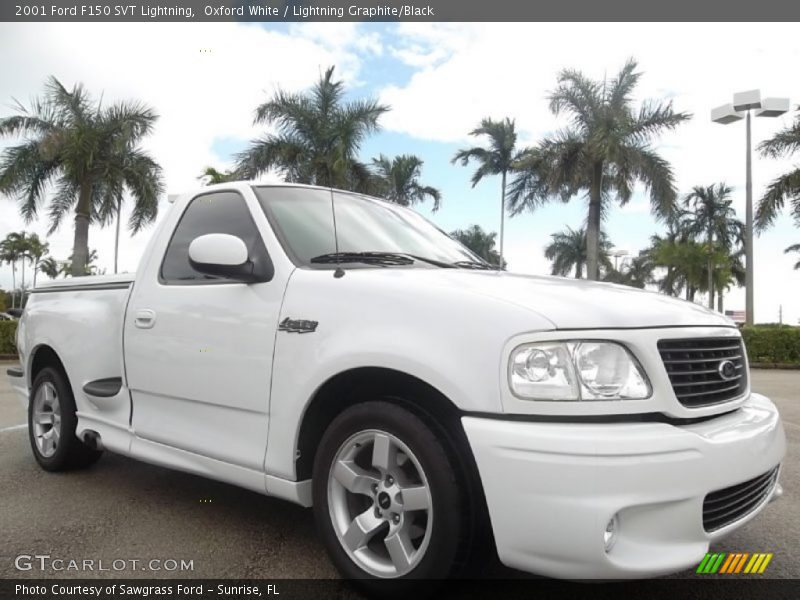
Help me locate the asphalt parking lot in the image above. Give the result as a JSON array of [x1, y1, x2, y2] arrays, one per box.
[[0, 365, 798, 589]]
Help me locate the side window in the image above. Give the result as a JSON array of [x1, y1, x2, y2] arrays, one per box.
[[161, 191, 270, 283]]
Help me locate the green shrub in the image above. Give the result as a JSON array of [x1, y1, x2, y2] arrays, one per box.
[[0, 320, 17, 355], [742, 326, 800, 365]]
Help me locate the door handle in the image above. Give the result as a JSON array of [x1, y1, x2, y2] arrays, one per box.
[[134, 309, 156, 329]]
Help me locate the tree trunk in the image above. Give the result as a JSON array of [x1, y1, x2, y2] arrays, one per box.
[[707, 226, 714, 309], [114, 196, 122, 274], [717, 289, 724, 313], [586, 162, 603, 280], [33, 261, 38, 288], [575, 262, 581, 279], [10, 263, 16, 309], [498, 170, 506, 268], [71, 181, 92, 277]]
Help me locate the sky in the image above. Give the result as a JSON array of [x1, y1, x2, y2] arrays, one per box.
[[0, 21, 798, 323]]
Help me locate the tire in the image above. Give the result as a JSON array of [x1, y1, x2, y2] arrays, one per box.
[[313, 400, 472, 597], [28, 367, 103, 471]]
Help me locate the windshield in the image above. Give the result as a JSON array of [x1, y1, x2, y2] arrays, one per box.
[[253, 186, 485, 268]]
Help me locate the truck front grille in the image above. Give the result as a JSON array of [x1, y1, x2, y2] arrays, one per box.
[[703, 467, 779, 532], [657, 337, 747, 408]]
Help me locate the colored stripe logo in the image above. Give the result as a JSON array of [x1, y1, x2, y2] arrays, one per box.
[[696, 552, 773, 574]]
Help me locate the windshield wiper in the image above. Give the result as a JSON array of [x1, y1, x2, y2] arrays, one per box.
[[452, 260, 498, 270], [310, 252, 415, 266], [309, 252, 491, 270]]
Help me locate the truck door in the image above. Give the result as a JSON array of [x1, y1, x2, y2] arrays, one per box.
[[123, 188, 287, 471]]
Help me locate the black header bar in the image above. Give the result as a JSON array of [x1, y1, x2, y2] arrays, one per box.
[[2, 0, 799, 22]]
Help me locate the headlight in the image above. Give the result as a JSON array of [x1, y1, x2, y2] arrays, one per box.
[[509, 341, 650, 401]]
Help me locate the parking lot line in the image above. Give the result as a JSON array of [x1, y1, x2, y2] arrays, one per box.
[[0, 423, 27, 433]]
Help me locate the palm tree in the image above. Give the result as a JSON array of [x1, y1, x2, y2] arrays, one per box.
[[236, 66, 388, 191], [756, 107, 800, 231], [371, 154, 441, 211], [508, 59, 690, 280], [0, 235, 21, 308], [450, 225, 503, 267], [682, 183, 743, 309], [651, 238, 709, 301], [25, 233, 49, 288], [37, 256, 60, 280], [452, 118, 521, 266], [785, 244, 800, 270], [544, 226, 613, 278], [620, 252, 656, 289], [199, 166, 236, 185], [65, 248, 100, 276], [0, 76, 163, 276], [604, 251, 655, 289], [647, 211, 693, 297]]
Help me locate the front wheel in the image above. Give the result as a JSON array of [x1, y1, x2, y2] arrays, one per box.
[[313, 401, 471, 595]]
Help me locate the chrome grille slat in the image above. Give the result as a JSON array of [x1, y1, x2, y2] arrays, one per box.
[[671, 375, 743, 387], [662, 354, 743, 364], [658, 337, 748, 408], [675, 384, 742, 399], [667, 366, 740, 376], [677, 344, 740, 352], [703, 467, 779, 532]]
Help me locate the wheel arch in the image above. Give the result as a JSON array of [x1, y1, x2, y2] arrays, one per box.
[[28, 344, 68, 390], [296, 366, 464, 481]]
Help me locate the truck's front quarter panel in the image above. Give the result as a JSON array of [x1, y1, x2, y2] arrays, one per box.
[[264, 268, 556, 482], [464, 325, 785, 578]]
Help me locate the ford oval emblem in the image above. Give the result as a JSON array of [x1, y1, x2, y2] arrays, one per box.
[[718, 360, 737, 381]]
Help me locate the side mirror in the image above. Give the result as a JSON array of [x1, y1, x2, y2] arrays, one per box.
[[188, 233, 257, 282]]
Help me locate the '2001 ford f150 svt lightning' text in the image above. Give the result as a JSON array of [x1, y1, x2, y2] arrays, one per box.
[[8, 182, 785, 592]]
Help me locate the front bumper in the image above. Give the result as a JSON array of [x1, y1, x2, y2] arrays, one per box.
[[463, 393, 785, 579]]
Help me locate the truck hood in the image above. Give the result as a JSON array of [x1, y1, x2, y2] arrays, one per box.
[[353, 268, 734, 330]]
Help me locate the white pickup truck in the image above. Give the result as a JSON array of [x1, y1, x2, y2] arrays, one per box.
[[8, 182, 785, 591]]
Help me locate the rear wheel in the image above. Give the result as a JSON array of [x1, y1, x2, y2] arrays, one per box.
[[313, 401, 471, 596], [29, 367, 103, 471]]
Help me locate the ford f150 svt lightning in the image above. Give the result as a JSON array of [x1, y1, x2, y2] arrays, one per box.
[[8, 183, 786, 591]]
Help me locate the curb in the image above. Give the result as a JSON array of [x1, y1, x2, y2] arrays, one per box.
[[750, 363, 800, 370]]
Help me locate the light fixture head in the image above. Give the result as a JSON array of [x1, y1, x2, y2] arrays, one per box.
[[756, 97, 790, 118], [733, 89, 762, 111], [711, 104, 744, 124]]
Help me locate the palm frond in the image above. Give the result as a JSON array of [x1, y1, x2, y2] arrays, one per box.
[[628, 100, 692, 144], [756, 168, 800, 231], [758, 115, 800, 158], [548, 69, 600, 133], [607, 58, 640, 109]]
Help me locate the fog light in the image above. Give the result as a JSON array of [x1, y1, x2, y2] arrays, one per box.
[[604, 515, 618, 552]]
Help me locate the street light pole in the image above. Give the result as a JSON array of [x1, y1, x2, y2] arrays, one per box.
[[711, 90, 790, 326], [745, 110, 753, 326]]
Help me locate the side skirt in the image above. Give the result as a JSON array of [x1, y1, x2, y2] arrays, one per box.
[[75, 413, 312, 507]]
